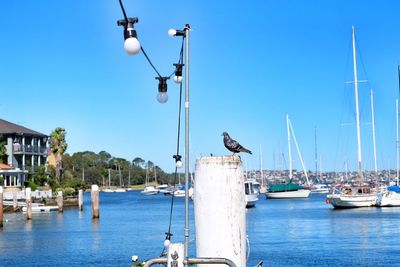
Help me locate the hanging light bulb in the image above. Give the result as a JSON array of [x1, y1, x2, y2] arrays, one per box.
[[156, 77, 169, 103], [117, 18, 141, 55], [173, 63, 183, 84], [173, 155, 183, 168]]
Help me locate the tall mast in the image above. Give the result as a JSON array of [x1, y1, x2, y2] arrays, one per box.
[[352, 26, 363, 182], [396, 97, 399, 186], [259, 144, 264, 185], [370, 89, 378, 176], [286, 113, 292, 181], [314, 126, 318, 181]]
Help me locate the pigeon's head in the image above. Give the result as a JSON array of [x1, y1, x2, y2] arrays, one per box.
[[222, 131, 229, 137]]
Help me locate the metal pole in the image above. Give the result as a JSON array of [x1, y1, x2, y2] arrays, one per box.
[[184, 23, 190, 266], [352, 26, 363, 181]]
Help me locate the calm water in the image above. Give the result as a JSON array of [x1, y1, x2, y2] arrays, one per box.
[[1, 192, 400, 266]]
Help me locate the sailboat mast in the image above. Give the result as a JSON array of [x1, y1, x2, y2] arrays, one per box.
[[370, 89, 378, 176], [286, 113, 293, 180], [352, 26, 363, 181], [259, 144, 264, 184], [396, 98, 399, 186], [314, 126, 318, 181], [108, 168, 111, 187]]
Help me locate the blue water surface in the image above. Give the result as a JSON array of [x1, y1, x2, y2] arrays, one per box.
[[1, 192, 400, 266]]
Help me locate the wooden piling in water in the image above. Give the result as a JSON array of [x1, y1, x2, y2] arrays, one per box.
[[26, 188, 32, 220], [78, 189, 83, 211], [194, 156, 246, 267], [91, 185, 99, 219], [13, 194, 17, 212], [57, 191, 63, 212], [0, 186, 3, 228]]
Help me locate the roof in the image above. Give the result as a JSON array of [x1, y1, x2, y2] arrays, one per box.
[[0, 163, 12, 170], [0, 119, 47, 137]]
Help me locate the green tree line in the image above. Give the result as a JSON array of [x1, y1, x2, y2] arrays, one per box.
[[61, 151, 175, 187]]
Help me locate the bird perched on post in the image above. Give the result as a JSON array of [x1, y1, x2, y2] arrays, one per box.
[[222, 132, 252, 155]]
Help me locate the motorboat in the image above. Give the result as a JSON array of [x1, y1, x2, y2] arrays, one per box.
[[245, 180, 258, 208]]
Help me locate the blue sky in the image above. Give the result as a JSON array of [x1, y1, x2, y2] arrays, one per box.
[[1, 1, 400, 173]]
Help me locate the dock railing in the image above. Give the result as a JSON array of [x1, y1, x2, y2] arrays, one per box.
[[143, 257, 237, 267]]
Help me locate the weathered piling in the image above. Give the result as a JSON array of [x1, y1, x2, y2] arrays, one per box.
[[26, 188, 32, 220], [91, 185, 99, 219], [194, 156, 246, 267], [0, 186, 3, 228], [13, 194, 17, 212], [78, 189, 83, 211], [57, 191, 63, 212]]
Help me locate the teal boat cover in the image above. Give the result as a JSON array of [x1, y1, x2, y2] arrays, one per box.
[[268, 183, 302, 192]]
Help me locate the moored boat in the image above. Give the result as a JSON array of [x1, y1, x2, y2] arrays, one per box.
[[245, 180, 259, 208]]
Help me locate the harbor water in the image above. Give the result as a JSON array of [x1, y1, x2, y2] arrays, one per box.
[[1, 192, 400, 266]]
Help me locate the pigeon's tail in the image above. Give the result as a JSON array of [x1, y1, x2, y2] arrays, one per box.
[[241, 148, 252, 154]]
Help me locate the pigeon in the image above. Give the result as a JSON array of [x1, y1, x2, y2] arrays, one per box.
[[222, 132, 252, 155]]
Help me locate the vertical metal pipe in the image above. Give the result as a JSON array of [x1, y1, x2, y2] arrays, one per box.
[[184, 24, 190, 266]]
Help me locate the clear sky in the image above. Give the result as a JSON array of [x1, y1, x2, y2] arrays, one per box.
[[1, 1, 400, 173]]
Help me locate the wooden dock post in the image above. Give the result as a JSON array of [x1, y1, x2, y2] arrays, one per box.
[[194, 156, 246, 267], [78, 189, 83, 211], [26, 188, 32, 220], [91, 185, 99, 219], [13, 194, 17, 212], [57, 191, 63, 212], [0, 186, 3, 228]]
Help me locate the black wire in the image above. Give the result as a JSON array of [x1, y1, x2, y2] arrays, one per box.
[[118, 0, 128, 22], [141, 47, 163, 78], [160, 36, 185, 257]]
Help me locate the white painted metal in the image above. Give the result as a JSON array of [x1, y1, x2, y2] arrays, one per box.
[[352, 26, 363, 181], [370, 89, 378, 175], [194, 156, 246, 267], [286, 113, 292, 180]]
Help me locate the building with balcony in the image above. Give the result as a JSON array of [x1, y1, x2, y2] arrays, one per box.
[[0, 119, 49, 187]]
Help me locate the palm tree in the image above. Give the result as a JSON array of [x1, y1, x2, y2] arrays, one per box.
[[50, 128, 68, 181]]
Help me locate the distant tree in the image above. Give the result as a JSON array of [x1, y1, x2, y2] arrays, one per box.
[[132, 157, 145, 168], [50, 127, 68, 180], [0, 134, 7, 163]]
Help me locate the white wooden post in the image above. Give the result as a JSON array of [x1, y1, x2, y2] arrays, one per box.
[[194, 156, 246, 267]]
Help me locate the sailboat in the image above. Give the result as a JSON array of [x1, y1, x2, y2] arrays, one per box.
[[141, 164, 159, 195], [376, 92, 400, 206], [265, 114, 311, 199], [326, 26, 377, 208], [259, 144, 268, 194]]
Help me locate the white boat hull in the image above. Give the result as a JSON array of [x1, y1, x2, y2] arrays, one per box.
[[22, 206, 58, 213], [141, 186, 159, 195], [326, 193, 376, 208], [245, 194, 258, 208], [376, 191, 400, 207], [265, 189, 310, 199]]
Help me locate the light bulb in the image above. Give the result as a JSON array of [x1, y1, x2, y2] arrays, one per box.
[[164, 239, 171, 248], [168, 29, 176, 37], [176, 160, 183, 168], [124, 37, 141, 55], [156, 92, 168, 103], [174, 75, 183, 84]]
